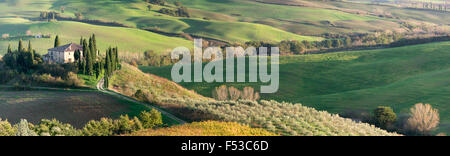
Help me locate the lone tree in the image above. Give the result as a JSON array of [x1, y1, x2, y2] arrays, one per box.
[[54, 35, 60, 47], [405, 103, 440, 135], [373, 106, 397, 130]]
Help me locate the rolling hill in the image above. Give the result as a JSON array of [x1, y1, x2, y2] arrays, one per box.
[[110, 63, 398, 136], [0, 20, 193, 55], [142, 41, 450, 134]]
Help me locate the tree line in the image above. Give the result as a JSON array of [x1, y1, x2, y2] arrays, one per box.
[[144, 0, 190, 17], [0, 109, 163, 136], [2, 40, 42, 72], [72, 34, 120, 88]]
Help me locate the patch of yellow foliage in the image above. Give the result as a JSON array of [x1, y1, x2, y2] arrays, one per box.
[[126, 121, 278, 136]]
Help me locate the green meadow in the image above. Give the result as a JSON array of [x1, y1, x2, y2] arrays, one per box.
[[141, 41, 450, 134], [0, 20, 193, 55], [49, 0, 322, 42]]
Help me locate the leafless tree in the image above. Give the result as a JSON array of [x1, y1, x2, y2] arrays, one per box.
[[405, 103, 440, 135]]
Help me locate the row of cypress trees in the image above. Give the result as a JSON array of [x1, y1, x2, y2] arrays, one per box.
[[60, 34, 119, 88], [103, 47, 119, 88], [3, 40, 39, 72]]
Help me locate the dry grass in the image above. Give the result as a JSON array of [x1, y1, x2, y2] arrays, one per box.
[[126, 121, 278, 136], [110, 63, 210, 103]]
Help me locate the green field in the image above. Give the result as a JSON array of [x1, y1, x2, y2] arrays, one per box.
[[141, 41, 450, 134], [48, 0, 323, 42], [0, 20, 193, 55]]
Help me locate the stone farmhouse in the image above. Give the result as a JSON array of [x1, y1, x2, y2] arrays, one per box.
[[43, 43, 83, 64]]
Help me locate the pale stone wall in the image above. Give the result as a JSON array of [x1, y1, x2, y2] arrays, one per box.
[[48, 50, 79, 64]]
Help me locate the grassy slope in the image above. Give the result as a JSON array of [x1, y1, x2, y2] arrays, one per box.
[[165, 0, 407, 35], [49, 0, 322, 42], [127, 121, 278, 136], [0, 0, 193, 55], [109, 63, 210, 102], [328, 1, 450, 25], [142, 41, 450, 134], [111, 64, 396, 136], [0, 20, 193, 55]]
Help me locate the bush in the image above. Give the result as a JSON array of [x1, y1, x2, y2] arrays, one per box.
[[373, 106, 397, 130], [33, 119, 81, 136], [241, 87, 260, 101], [139, 110, 163, 129], [15, 119, 37, 136], [114, 115, 143, 134], [0, 118, 16, 136], [82, 118, 116, 136], [213, 86, 260, 101], [149, 0, 165, 6], [404, 103, 440, 135], [436, 133, 446, 136], [212, 85, 228, 101], [228, 87, 241, 101], [64, 72, 84, 87], [158, 7, 190, 17]]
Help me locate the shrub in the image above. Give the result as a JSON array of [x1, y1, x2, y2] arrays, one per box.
[[33, 119, 81, 136], [213, 86, 260, 101], [15, 119, 37, 136], [228, 87, 241, 101], [64, 72, 84, 87], [174, 1, 182, 7], [0, 118, 16, 136], [134, 89, 148, 102], [436, 133, 446, 136], [149, 0, 165, 6], [405, 103, 440, 135], [114, 115, 143, 134], [373, 106, 397, 130], [133, 89, 157, 103], [212, 85, 228, 101], [139, 110, 163, 129], [241, 87, 260, 101], [82, 118, 116, 136]]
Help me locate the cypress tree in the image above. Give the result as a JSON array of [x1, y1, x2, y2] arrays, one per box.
[[17, 40, 25, 71], [18, 39, 23, 52], [82, 39, 88, 61], [81, 58, 86, 74], [78, 58, 83, 72], [104, 74, 109, 88], [115, 47, 119, 69], [89, 37, 93, 52], [26, 41, 34, 67], [7, 44, 12, 53], [110, 48, 115, 71], [92, 34, 97, 59], [54, 35, 60, 47], [74, 49, 80, 62], [95, 62, 101, 79], [27, 40, 32, 53], [86, 47, 94, 75], [105, 48, 112, 76]]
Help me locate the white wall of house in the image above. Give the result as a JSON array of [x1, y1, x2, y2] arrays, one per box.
[[48, 50, 80, 64]]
